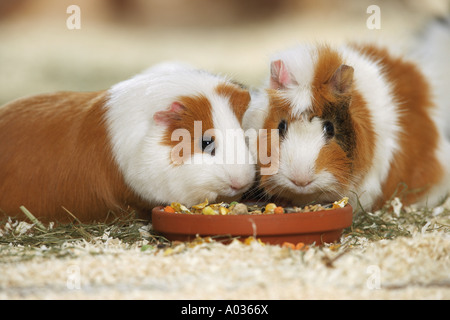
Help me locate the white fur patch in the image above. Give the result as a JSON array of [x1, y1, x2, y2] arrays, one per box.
[[410, 19, 450, 140], [417, 134, 450, 207], [271, 45, 318, 117], [280, 118, 324, 184], [242, 89, 270, 162], [339, 45, 401, 209], [410, 20, 450, 206], [243, 89, 270, 132]]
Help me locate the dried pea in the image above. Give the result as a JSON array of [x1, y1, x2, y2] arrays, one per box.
[[231, 203, 248, 215]]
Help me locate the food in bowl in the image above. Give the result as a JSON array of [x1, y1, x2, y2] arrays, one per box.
[[164, 197, 349, 215]]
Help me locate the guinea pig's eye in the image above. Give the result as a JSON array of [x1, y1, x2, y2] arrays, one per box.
[[278, 120, 288, 139], [201, 136, 215, 156], [323, 121, 335, 139]]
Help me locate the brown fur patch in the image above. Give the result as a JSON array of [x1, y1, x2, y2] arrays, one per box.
[[258, 90, 294, 191], [260, 89, 291, 164], [160, 94, 214, 161], [0, 91, 148, 223], [347, 91, 376, 176], [215, 83, 251, 123], [311, 46, 347, 110], [310, 46, 376, 190], [353, 44, 443, 208], [315, 140, 352, 186]]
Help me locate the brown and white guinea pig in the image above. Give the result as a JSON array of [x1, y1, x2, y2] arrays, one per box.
[[243, 43, 450, 211], [0, 62, 255, 222]]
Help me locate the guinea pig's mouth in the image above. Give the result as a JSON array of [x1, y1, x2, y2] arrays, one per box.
[[184, 191, 218, 207], [268, 188, 338, 207], [260, 174, 344, 206], [265, 175, 318, 196], [216, 187, 251, 204], [277, 175, 317, 195], [222, 183, 252, 197]]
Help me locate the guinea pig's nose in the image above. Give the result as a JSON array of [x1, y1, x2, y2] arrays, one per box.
[[230, 183, 244, 191], [230, 179, 248, 191], [290, 178, 313, 188]]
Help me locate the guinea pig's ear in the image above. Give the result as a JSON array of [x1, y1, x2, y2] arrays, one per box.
[[329, 64, 354, 95], [270, 60, 293, 89], [153, 101, 186, 126]]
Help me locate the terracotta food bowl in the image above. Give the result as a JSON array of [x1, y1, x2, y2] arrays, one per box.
[[151, 204, 353, 245]]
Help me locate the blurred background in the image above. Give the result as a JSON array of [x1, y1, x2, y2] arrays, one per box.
[[0, 0, 449, 105]]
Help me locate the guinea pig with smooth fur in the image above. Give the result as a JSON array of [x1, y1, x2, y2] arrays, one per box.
[[243, 43, 450, 211], [0, 62, 255, 222]]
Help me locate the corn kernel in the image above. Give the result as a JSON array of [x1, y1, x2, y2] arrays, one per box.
[[265, 203, 277, 214], [202, 206, 218, 215]]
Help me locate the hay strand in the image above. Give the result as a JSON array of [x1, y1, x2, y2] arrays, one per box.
[[19, 206, 46, 232]]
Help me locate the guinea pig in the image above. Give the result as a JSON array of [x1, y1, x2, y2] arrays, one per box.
[[243, 43, 450, 211], [0, 62, 255, 223]]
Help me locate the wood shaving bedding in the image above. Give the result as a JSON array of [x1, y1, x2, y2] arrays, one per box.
[[1, 197, 449, 299], [0, 230, 448, 299]]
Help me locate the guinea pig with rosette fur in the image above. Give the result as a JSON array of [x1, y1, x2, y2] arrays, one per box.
[[243, 42, 450, 211]]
